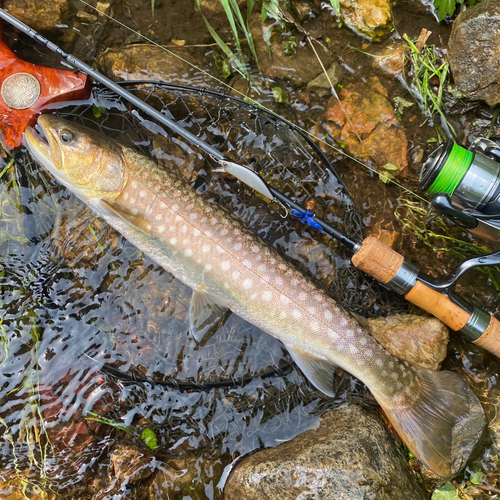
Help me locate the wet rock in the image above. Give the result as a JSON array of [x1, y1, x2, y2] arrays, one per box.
[[366, 314, 449, 370], [96, 44, 215, 87], [307, 62, 342, 96], [326, 76, 408, 170], [448, 1, 500, 106], [249, 13, 335, 85], [76, 10, 98, 23], [224, 405, 426, 500], [339, 0, 393, 42], [4, 0, 69, 32], [197, 0, 247, 16], [109, 443, 155, 485], [0, 470, 57, 500], [372, 44, 406, 78]]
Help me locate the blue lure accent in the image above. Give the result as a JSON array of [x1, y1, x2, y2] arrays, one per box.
[[290, 209, 324, 231]]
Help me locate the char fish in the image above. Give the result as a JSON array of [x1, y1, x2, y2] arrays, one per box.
[[24, 115, 485, 478]]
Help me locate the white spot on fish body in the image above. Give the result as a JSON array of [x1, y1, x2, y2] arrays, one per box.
[[130, 199, 137, 206], [391, 372, 398, 380], [243, 259, 252, 268], [243, 278, 253, 289], [220, 229, 228, 236], [280, 311, 287, 319], [189, 213, 198, 220], [224, 282, 230, 288], [345, 330, 355, 339], [349, 345, 359, 355], [298, 292, 307, 301], [187, 203, 194, 210], [140, 190, 146, 198], [389, 362, 395, 369], [204, 264, 212, 271], [232, 271, 240, 279], [175, 215, 182, 222], [250, 292, 258, 300], [184, 249, 193, 257], [123, 192, 129, 201], [181, 225, 188, 234], [155, 214, 162, 221], [324, 310, 333, 322], [211, 218, 217, 225], [216, 246, 224, 254], [263, 291, 272, 301], [276, 277, 284, 286], [375, 359, 384, 368], [365, 350, 373, 357], [251, 245, 259, 253], [234, 243, 242, 251], [382, 370, 388, 376], [280, 295, 291, 305], [146, 224, 152, 231], [292, 310, 302, 319], [206, 230, 213, 237], [279, 264, 287, 271], [169, 237, 177, 245], [202, 245, 210, 253], [291, 279, 299, 287], [193, 229, 201, 237], [308, 307, 316, 315], [311, 321, 320, 332], [132, 180, 138, 189], [221, 261, 230, 271], [226, 238, 233, 244], [158, 225, 165, 233], [258, 264, 267, 272], [161, 202, 167, 210]]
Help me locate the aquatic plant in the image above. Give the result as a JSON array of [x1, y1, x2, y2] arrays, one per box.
[[195, 0, 257, 79], [403, 34, 455, 137], [433, 0, 482, 22]]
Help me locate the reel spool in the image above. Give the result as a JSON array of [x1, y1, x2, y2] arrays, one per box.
[[420, 138, 500, 243]]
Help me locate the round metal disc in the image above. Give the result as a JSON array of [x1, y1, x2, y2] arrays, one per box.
[[1, 72, 41, 110]]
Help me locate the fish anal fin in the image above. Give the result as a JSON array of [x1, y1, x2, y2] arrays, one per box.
[[375, 367, 486, 478], [101, 199, 151, 235], [288, 347, 337, 397], [189, 288, 229, 343]]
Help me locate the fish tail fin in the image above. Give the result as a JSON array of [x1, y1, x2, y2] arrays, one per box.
[[375, 367, 485, 478]]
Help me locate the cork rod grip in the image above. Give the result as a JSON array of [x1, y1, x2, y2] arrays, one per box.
[[351, 237, 404, 284], [473, 315, 500, 357], [404, 281, 471, 331]]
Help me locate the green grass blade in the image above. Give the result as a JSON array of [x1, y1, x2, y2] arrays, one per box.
[[229, 0, 259, 64], [220, 0, 241, 50], [329, 0, 340, 15]]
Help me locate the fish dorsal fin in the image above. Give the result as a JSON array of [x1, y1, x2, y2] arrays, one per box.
[[100, 199, 151, 235], [288, 347, 337, 397], [350, 312, 370, 330], [189, 288, 229, 343]]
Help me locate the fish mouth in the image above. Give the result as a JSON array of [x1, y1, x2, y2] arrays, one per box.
[[24, 115, 67, 183]]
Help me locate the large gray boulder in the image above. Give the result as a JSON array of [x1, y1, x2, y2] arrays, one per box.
[[224, 405, 426, 500], [448, 1, 500, 106]]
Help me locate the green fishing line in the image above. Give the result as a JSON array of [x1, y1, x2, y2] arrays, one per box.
[[427, 143, 473, 195]]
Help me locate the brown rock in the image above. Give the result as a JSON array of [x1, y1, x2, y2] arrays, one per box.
[[224, 406, 426, 500], [96, 44, 215, 87], [448, 1, 500, 106], [366, 314, 449, 370], [339, 0, 393, 42], [4, 0, 69, 32], [109, 443, 155, 485], [326, 76, 408, 170], [372, 44, 406, 78]]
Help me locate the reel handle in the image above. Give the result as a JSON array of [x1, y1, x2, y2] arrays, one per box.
[[352, 237, 500, 358]]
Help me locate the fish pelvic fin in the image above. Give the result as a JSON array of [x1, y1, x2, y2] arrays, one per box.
[[189, 288, 229, 343], [100, 199, 151, 235], [375, 366, 486, 479], [288, 347, 337, 397]]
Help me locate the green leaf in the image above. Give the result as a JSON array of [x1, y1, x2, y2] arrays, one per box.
[[329, 0, 340, 15], [381, 162, 400, 172], [141, 428, 158, 450], [469, 468, 483, 485], [379, 170, 391, 184], [431, 482, 460, 500], [272, 86, 289, 104], [433, 0, 457, 21]]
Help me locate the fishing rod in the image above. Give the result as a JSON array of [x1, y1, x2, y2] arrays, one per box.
[[1, 9, 500, 358]]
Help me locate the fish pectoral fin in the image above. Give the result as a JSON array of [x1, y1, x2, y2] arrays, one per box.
[[288, 347, 337, 397], [100, 199, 151, 235], [189, 288, 229, 343], [350, 312, 370, 330]]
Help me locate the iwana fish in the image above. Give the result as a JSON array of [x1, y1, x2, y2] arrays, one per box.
[[25, 115, 485, 478]]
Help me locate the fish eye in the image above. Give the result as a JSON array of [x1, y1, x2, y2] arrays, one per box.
[[59, 129, 75, 144]]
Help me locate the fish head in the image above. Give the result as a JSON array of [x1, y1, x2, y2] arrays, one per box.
[[24, 115, 126, 200]]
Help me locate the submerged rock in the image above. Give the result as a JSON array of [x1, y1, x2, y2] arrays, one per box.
[[224, 405, 426, 500], [339, 0, 393, 42], [366, 314, 449, 370], [326, 76, 408, 171], [4, 0, 69, 31], [307, 62, 342, 96], [448, 1, 500, 106], [96, 44, 215, 87]]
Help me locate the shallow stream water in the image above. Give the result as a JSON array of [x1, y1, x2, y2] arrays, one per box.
[[1, 0, 500, 498]]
